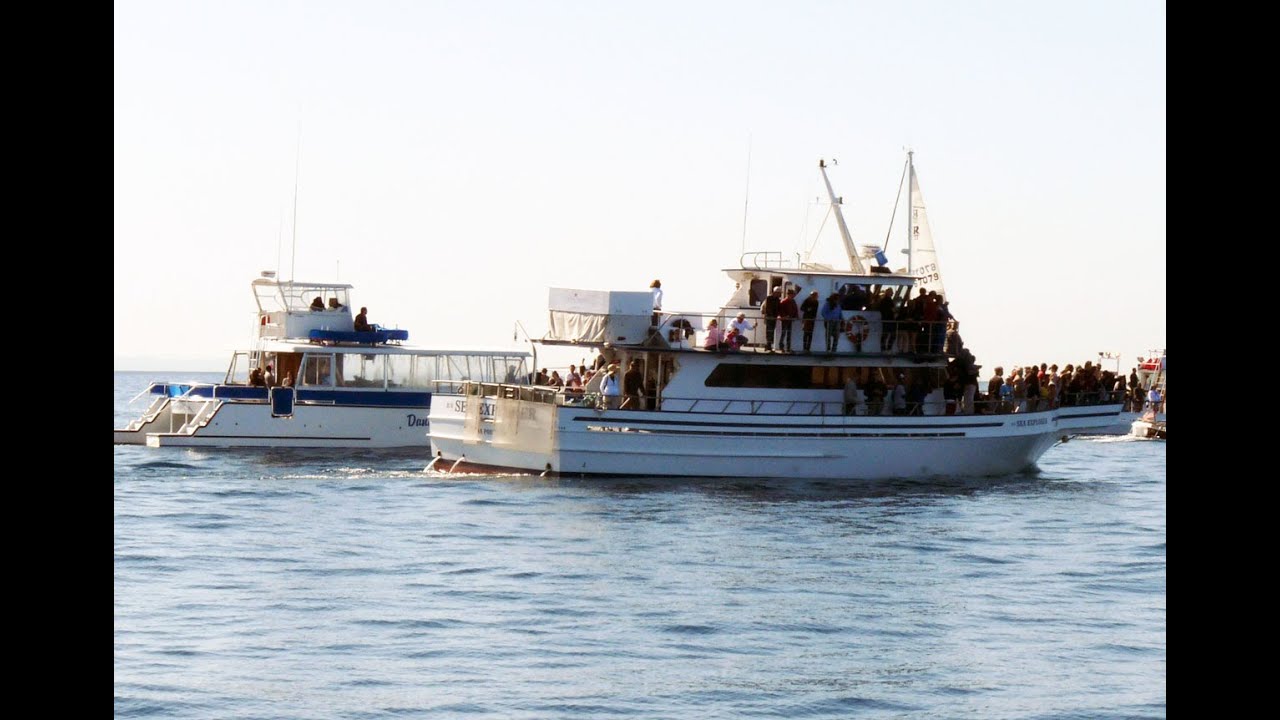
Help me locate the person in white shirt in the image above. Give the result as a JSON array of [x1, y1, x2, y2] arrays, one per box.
[[730, 313, 754, 349], [600, 363, 622, 409]]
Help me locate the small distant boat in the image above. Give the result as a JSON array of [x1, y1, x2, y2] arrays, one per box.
[[426, 155, 1126, 479], [114, 274, 531, 448], [1130, 350, 1165, 440]]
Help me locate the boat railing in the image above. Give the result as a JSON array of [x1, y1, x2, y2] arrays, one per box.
[[454, 381, 1119, 418], [551, 308, 955, 357]]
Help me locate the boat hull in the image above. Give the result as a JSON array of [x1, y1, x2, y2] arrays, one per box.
[[1130, 418, 1166, 440], [428, 393, 1124, 480], [115, 388, 433, 449]]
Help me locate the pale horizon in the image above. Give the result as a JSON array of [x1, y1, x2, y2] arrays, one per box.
[[115, 1, 1166, 378]]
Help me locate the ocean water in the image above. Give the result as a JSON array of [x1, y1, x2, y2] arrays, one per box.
[[114, 371, 1166, 719]]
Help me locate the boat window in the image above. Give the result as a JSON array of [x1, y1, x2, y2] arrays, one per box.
[[387, 354, 436, 389], [337, 351, 384, 388], [748, 278, 768, 306], [300, 354, 336, 387]]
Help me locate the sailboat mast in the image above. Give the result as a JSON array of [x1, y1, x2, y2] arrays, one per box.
[[819, 159, 867, 273], [906, 150, 915, 275]]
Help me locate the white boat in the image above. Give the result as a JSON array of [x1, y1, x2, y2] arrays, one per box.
[[115, 274, 531, 448], [426, 157, 1125, 479], [1130, 350, 1166, 440]]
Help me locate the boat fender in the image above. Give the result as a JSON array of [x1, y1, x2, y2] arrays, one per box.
[[844, 317, 869, 343]]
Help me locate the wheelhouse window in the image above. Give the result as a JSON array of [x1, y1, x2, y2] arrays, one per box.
[[387, 354, 437, 389], [337, 351, 384, 388], [300, 353, 336, 387]]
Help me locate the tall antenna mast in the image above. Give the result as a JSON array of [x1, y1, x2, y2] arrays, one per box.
[[906, 150, 915, 274], [290, 123, 300, 283], [740, 134, 752, 254]]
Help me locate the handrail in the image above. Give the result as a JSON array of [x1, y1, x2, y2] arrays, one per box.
[[450, 381, 1121, 419]]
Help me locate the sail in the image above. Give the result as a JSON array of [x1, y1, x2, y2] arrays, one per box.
[[908, 168, 946, 298]]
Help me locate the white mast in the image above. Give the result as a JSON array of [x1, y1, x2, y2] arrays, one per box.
[[906, 151, 915, 274], [819, 159, 867, 273]]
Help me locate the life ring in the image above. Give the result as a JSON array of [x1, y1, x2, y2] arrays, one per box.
[[844, 317, 869, 343]]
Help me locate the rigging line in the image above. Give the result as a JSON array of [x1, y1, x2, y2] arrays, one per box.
[[807, 205, 833, 259], [290, 121, 301, 283], [740, 134, 752, 254], [881, 156, 909, 254]]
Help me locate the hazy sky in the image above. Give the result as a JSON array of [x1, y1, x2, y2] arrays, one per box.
[[114, 0, 1166, 375]]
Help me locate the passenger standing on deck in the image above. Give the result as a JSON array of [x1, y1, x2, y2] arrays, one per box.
[[760, 286, 782, 351], [800, 290, 819, 353], [621, 359, 645, 410], [820, 294, 843, 353], [892, 373, 908, 415], [354, 307, 372, 332], [843, 376, 860, 415], [600, 363, 622, 409], [264, 364, 276, 387], [778, 288, 799, 353], [987, 367, 1005, 413], [650, 279, 663, 327]]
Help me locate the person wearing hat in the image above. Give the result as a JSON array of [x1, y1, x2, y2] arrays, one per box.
[[729, 312, 753, 349], [799, 290, 820, 353], [892, 372, 908, 415], [600, 362, 622, 409]]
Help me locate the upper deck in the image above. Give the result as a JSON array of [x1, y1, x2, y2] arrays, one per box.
[[541, 256, 949, 362], [251, 276, 357, 342]]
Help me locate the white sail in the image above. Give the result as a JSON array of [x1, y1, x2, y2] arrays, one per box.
[[908, 159, 946, 298]]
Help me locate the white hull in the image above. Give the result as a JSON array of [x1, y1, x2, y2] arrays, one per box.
[[1130, 417, 1166, 440], [114, 395, 432, 449], [1076, 410, 1141, 435], [429, 393, 1123, 480]]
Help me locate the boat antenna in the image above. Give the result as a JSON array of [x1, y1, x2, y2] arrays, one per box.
[[882, 153, 909, 256], [290, 122, 301, 283], [740, 133, 752, 254], [905, 149, 914, 274], [275, 209, 284, 282]]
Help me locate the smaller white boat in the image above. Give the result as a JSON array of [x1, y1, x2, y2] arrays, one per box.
[[115, 273, 531, 448], [1128, 350, 1165, 440]]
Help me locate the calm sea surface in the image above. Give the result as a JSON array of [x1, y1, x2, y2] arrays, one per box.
[[114, 371, 1166, 719]]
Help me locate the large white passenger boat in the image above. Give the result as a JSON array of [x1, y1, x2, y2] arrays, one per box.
[[115, 274, 530, 448], [427, 157, 1124, 479]]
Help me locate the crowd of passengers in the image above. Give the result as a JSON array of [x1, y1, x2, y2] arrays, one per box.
[[525, 354, 1161, 416], [696, 283, 957, 355]]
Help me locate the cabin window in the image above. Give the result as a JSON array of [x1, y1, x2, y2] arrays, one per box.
[[748, 278, 768, 306], [300, 354, 336, 387], [337, 352, 384, 388], [387, 354, 436, 389]]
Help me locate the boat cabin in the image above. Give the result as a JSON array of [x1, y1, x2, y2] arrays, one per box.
[[252, 277, 355, 342]]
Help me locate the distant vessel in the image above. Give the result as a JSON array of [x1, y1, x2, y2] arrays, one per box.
[[426, 156, 1125, 479], [115, 274, 530, 448], [1130, 350, 1166, 440]]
